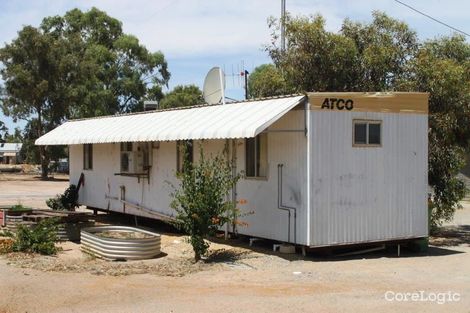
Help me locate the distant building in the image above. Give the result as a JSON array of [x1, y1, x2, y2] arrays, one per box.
[[0, 143, 23, 164]]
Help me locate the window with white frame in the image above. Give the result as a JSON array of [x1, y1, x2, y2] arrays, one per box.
[[245, 133, 268, 178], [353, 120, 382, 146]]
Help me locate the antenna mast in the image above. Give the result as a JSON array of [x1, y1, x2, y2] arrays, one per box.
[[281, 0, 286, 51], [218, 67, 226, 105]]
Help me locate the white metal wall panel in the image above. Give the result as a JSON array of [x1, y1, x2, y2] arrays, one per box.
[[70, 142, 179, 218], [309, 111, 428, 246], [69, 110, 309, 244], [236, 109, 309, 244], [36, 96, 305, 145]]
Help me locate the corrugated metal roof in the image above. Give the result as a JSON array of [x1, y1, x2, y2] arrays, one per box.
[[0, 143, 22, 152], [36, 95, 306, 145]]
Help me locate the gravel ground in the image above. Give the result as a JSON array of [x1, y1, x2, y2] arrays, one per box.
[[0, 174, 469, 313], [0, 173, 69, 209], [3, 234, 241, 277]]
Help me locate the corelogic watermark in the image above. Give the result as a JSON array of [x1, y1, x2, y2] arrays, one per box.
[[385, 290, 461, 305]]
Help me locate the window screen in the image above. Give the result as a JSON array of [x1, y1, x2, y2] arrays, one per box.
[[353, 120, 381, 146], [120, 142, 132, 172], [139, 142, 151, 169], [121, 152, 129, 172], [245, 137, 256, 177], [368, 123, 381, 145], [246, 133, 267, 177], [354, 123, 367, 145], [83, 144, 93, 170]]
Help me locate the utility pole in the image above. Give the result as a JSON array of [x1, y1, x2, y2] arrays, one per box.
[[281, 0, 286, 52], [241, 70, 249, 99]]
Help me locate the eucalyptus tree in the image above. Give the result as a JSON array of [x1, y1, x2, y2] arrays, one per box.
[[0, 8, 170, 178], [402, 35, 470, 228], [0, 120, 7, 143], [159, 85, 203, 109], [247, 64, 289, 98]]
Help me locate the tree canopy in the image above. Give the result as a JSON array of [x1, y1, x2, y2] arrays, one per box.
[[0, 120, 7, 143], [159, 85, 203, 109], [252, 11, 470, 228], [247, 64, 288, 98], [404, 35, 470, 227], [2, 127, 23, 143], [266, 11, 418, 93], [0, 7, 170, 178]]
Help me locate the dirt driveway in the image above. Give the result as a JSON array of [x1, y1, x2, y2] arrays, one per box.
[[0, 175, 469, 313], [0, 173, 69, 209]]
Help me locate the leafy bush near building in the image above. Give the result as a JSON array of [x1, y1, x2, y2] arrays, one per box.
[[170, 148, 241, 262], [12, 218, 59, 255], [46, 185, 79, 211]]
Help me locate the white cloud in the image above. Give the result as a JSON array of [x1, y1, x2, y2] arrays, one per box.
[[1, 0, 468, 58], [1, 0, 469, 130]]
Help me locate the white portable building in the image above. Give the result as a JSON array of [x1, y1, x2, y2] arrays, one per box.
[[36, 92, 429, 247], [0, 143, 23, 164]]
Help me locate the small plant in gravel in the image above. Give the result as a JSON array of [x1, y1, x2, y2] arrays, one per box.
[[12, 218, 59, 255], [46, 184, 79, 211], [170, 147, 242, 262]]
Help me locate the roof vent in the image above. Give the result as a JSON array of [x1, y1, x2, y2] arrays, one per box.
[[143, 101, 159, 111]]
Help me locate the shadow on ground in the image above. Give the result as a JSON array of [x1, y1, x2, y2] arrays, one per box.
[[430, 225, 470, 247], [87, 211, 468, 264], [33, 176, 70, 182]]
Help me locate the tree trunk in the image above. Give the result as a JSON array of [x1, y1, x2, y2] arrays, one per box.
[[37, 108, 49, 180], [194, 251, 201, 262], [40, 145, 49, 179]]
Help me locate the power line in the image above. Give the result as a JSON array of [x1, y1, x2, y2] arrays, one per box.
[[394, 0, 469, 37]]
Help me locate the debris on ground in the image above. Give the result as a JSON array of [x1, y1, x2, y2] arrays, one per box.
[[2, 234, 264, 277]]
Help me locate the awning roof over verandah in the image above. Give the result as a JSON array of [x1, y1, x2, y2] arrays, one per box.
[[36, 95, 306, 145]]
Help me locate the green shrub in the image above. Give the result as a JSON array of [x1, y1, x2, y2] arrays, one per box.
[[0, 229, 13, 237], [9, 204, 31, 212], [46, 184, 79, 211], [170, 147, 242, 261], [12, 218, 59, 255]]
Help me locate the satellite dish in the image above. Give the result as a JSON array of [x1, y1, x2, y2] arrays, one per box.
[[203, 67, 226, 105]]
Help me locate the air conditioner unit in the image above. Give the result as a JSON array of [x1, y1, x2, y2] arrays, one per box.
[[121, 151, 144, 173]]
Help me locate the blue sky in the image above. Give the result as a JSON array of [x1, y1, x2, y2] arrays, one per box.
[[1, 0, 469, 131]]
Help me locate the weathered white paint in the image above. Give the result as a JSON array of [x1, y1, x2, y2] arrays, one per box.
[[309, 111, 428, 246], [236, 108, 308, 244], [69, 109, 309, 244], [64, 93, 428, 248]]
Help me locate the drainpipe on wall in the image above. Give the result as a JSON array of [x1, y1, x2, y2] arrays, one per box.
[[277, 164, 297, 244]]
